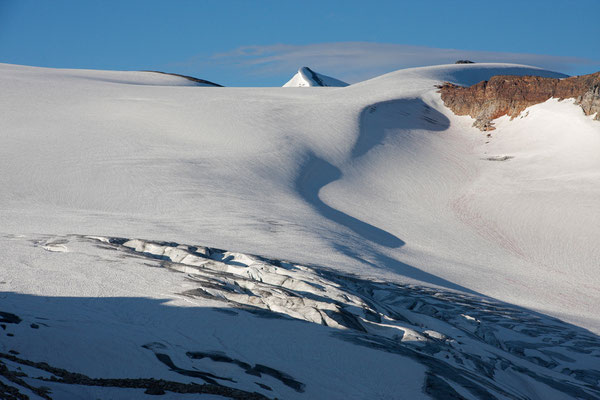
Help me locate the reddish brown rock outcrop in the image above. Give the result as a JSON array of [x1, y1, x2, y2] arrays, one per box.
[[439, 71, 600, 130]]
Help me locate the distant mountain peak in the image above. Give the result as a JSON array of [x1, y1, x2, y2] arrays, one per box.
[[283, 67, 348, 87]]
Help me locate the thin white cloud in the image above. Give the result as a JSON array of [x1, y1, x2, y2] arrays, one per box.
[[205, 42, 596, 83]]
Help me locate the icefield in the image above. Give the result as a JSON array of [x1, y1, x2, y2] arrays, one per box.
[[1, 62, 599, 399]]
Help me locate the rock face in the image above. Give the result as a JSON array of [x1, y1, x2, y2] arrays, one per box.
[[439, 71, 600, 130]]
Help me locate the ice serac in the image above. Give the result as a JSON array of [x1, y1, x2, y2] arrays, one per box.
[[283, 66, 348, 87], [439, 71, 600, 130]]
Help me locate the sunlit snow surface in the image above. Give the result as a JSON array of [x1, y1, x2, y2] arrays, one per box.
[[1, 62, 599, 399]]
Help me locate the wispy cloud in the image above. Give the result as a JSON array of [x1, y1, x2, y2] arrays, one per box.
[[173, 42, 598, 85]]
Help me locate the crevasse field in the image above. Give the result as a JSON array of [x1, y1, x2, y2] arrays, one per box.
[[1, 62, 599, 399]]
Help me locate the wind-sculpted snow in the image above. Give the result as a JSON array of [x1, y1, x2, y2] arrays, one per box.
[[292, 99, 449, 249], [295, 154, 405, 248], [354, 99, 450, 158]]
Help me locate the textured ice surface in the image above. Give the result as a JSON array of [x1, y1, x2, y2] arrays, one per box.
[[1, 235, 599, 399]]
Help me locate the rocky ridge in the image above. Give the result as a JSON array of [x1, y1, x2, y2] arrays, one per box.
[[439, 71, 600, 130]]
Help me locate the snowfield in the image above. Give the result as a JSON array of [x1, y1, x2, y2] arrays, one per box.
[[0, 62, 599, 399]]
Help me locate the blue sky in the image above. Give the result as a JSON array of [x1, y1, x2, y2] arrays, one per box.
[[1, 0, 598, 86]]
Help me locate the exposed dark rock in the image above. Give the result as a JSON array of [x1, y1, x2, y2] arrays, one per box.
[[255, 382, 272, 391], [185, 351, 305, 392], [455, 60, 475, 64], [303, 67, 325, 86], [0, 353, 271, 400], [0, 358, 52, 400], [439, 71, 600, 130], [144, 383, 166, 395], [0, 312, 22, 325]]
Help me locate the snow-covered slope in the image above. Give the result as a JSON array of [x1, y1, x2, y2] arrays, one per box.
[[1, 62, 599, 399], [283, 66, 348, 87], [144, 70, 223, 86]]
